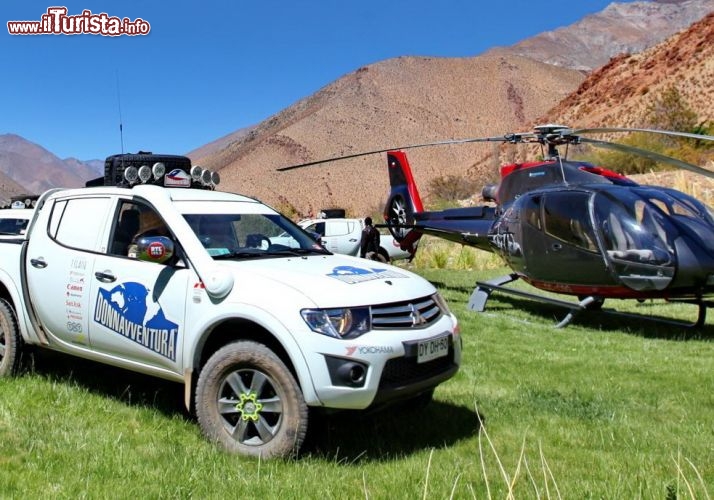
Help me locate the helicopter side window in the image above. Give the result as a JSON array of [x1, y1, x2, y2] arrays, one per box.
[[542, 192, 597, 252], [595, 192, 672, 265]]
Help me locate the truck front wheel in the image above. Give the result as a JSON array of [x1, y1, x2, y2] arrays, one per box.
[[0, 299, 22, 377], [195, 341, 308, 458]]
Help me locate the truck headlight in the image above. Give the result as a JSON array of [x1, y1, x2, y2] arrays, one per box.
[[301, 307, 371, 339]]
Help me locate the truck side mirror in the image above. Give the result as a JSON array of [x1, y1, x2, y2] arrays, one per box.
[[135, 236, 175, 264]]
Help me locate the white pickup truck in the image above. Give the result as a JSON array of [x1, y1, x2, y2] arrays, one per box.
[[0, 195, 36, 239], [0, 153, 460, 458], [298, 214, 412, 262]]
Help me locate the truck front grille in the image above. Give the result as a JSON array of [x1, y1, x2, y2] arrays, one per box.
[[371, 295, 442, 329]]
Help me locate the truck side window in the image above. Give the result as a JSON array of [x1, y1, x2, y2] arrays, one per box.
[[113, 202, 170, 258], [304, 222, 325, 236], [109, 202, 142, 256], [50, 197, 112, 251]]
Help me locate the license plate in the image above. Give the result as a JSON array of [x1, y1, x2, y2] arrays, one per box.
[[417, 335, 450, 364]]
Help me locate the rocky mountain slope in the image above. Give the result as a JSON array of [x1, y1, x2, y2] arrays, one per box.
[[0, 134, 102, 200], [490, 0, 714, 70], [545, 12, 714, 127], [193, 55, 584, 217]]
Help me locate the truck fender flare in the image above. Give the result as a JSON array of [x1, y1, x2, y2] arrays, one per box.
[[184, 305, 320, 406]]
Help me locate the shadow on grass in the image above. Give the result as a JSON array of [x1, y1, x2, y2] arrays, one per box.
[[303, 401, 482, 462], [476, 293, 714, 341], [22, 348, 189, 418], [427, 277, 714, 340], [21, 348, 482, 461]]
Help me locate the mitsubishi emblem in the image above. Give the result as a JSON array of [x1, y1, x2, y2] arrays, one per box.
[[409, 303, 426, 326]]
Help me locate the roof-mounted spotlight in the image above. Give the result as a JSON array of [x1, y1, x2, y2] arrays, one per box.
[[124, 166, 139, 184], [191, 165, 204, 182], [200, 169, 213, 186], [138, 165, 152, 183], [152, 162, 166, 180], [211, 171, 221, 187]]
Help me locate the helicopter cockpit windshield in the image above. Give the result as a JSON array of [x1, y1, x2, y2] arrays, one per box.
[[594, 190, 675, 291]]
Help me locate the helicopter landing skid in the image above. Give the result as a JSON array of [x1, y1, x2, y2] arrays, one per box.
[[468, 274, 709, 328], [468, 274, 593, 328]]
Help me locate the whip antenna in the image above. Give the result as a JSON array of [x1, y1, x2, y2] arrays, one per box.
[[116, 71, 125, 154]]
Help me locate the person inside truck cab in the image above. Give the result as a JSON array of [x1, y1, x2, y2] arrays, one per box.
[[127, 206, 171, 258], [196, 216, 237, 249]]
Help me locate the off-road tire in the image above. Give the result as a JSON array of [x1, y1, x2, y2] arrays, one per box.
[[195, 341, 308, 458], [0, 298, 22, 377]]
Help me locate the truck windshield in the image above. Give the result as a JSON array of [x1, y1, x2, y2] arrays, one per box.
[[183, 212, 329, 258]]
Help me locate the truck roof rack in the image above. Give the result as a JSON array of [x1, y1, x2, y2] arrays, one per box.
[[85, 152, 220, 190], [0, 194, 39, 209]]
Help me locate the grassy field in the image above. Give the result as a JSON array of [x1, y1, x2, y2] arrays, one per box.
[[1, 261, 713, 498]]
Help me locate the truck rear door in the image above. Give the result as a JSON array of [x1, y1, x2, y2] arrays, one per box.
[[325, 220, 359, 255], [25, 195, 114, 347]]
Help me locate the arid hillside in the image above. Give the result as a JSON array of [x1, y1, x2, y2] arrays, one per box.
[[0, 134, 102, 199], [194, 55, 584, 217], [490, 0, 714, 70], [0, 172, 31, 206], [545, 12, 714, 127]]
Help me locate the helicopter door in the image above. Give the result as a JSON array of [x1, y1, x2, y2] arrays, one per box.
[[594, 193, 675, 291], [523, 191, 609, 285]]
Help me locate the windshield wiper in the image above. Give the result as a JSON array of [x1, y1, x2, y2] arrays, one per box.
[[211, 247, 331, 260], [211, 251, 263, 260], [274, 248, 331, 256]]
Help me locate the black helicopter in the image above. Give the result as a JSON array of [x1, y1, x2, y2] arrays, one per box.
[[280, 125, 714, 327]]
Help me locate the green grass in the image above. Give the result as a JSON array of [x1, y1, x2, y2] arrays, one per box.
[[1, 266, 713, 498]]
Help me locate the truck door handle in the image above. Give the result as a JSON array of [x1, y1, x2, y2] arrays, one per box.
[[95, 271, 117, 283], [551, 243, 563, 252], [30, 258, 47, 269]]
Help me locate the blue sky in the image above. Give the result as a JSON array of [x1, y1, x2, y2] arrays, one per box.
[[2, 1, 633, 161]]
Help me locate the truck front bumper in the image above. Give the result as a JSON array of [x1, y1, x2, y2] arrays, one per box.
[[305, 315, 462, 409]]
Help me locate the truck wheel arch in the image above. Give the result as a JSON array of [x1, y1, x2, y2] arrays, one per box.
[[187, 317, 317, 411]]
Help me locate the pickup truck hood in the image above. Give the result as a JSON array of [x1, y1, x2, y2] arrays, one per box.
[[220, 255, 435, 307]]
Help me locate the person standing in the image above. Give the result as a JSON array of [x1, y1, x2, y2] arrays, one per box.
[[360, 217, 386, 262]]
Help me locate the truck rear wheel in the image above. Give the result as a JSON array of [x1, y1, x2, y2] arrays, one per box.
[[195, 341, 308, 458], [0, 299, 22, 377]]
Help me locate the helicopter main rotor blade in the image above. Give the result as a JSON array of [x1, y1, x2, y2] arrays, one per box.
[[568, 127, 714, 143], [276, 135, 514, 171], [579, 137, 714, 179]]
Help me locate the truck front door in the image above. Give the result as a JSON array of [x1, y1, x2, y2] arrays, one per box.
[[89, 199, 191, 374]]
